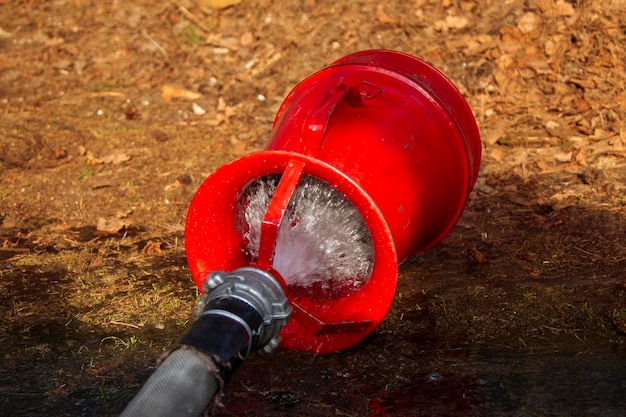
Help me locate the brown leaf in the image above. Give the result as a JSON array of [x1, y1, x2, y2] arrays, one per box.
[[567, 78, 596, 89], [517, 12, 542, 37], [240, 31, 254, 47], [86, 150, 131, 165], [125, 106, 141, 121], [99, 151, 131, 165], [96, 217, 129, 235], [142, 240, 163, 255], [376, 5, 396, 25], [572, 147, 587, 167], [197, 0, 242, 10], [466, 243, 486, 263], [161, 84, 202, 100]]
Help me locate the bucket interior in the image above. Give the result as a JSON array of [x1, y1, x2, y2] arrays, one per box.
[[235, 173, 374, 302]]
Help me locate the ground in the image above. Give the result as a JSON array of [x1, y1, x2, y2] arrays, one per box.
[[1, 0, 626, 416]]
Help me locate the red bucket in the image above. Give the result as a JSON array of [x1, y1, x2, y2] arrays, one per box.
[[185, 50, 481, 354]]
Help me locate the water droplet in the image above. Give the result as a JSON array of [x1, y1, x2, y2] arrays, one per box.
[[427, 373, 443, 382]]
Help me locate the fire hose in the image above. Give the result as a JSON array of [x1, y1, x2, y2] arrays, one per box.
[[120, 268, 290, 417]]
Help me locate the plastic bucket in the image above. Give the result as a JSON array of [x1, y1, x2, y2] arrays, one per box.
[[185, 50, 481, 353]]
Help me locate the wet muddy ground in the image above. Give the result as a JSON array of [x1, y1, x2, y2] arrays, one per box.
[[1, 1, 626, 416]]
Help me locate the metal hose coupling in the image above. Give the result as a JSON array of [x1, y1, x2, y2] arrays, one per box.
[[187, 267, 292, 357]]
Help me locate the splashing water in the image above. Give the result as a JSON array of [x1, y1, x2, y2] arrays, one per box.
[[236, 175, 374, 300]]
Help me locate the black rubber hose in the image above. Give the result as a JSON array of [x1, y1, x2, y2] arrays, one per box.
[[120, 297, 264, 417]]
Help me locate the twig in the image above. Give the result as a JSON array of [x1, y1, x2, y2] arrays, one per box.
[[172, 0, 213, 33], [109, 320, 142, 329], [572, 245, 601, 258], [140, 29, 168, 56]]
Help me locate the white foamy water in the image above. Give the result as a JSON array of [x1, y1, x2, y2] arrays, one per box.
[[236, 175, 373, 299]]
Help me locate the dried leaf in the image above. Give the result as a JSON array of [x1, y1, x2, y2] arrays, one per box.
[[197, 0, 242, 9], [230, 137, 247, 155], [554, 151, 573, 163], [463, 34, 496, 55], [585, 136, 626, 161], [192, 102, 206, 115], [240, 31, 254, 47], [125, 106, 141, 121], [161, 84, 202, 100], [96, 217, 129, 235], [499, 25, 523, 47], [536, 160, 550, 171], [537, 0, 576, 17], [0, 26, 11, 40], [142, 240, 163, 255], [572, 147, 587, 167], [466, 243, 486, 263], [376, 5, 396, 25], [489, 146, 504, 161], [103, 152, 131, 164], [567, 78, 596, 89], [435, 15, 469, 32], [517, 12, 542, 37]]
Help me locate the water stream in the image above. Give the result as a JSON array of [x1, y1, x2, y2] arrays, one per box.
[[236, 174, 374, 300]]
